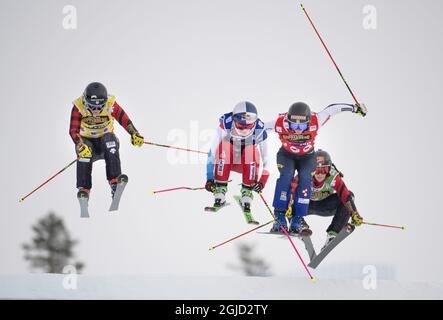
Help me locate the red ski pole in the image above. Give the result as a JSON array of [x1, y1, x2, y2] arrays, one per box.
[[144, 141, 208, 155], [300, 4, 360, 106], [363, 221, 406, 230], [258, 193, 316, 282], [19, 158, 78, 203], [151, 186, 205, 195], [209, 219, 275, 251]]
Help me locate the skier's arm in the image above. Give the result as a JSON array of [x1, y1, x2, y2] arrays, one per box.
[[112, 101, 137, 134], [316, 103, 367, 128], [206, 126, 224, 181], [69, 106, 82, 144], [332, 175, 364, 225], [252, 137, 270, 192], [112, 101, 144, 146]]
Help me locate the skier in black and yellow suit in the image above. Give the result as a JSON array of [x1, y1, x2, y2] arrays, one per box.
[[69, 82, 144, 200]]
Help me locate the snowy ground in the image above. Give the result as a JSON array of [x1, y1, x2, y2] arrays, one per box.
[[1, 274, 442, 300]]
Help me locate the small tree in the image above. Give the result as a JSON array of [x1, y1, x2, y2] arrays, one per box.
[[23, 212, 84, 273], [228, 243, 271, 277]]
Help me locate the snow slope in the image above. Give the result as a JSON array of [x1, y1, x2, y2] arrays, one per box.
[[1, 274, 442, 300]]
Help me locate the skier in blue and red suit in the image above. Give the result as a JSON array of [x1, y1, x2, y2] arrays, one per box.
[[268, 101, 367, 235]]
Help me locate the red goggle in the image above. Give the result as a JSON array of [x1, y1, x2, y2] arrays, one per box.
[[235, 122, 255, 130], [315, 166, 330, 174]]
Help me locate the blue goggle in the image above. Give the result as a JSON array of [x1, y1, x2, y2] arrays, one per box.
[[289, 122, 309, 131]]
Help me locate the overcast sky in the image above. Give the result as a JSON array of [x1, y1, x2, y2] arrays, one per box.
[[1, 0, 442, 283]]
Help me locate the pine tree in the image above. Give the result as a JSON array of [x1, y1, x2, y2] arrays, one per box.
[[228, 243, 271, 277], [23, 212, 84, 273]]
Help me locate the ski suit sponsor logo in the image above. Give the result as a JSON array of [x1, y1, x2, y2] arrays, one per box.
[[298, 198, 310, 204], [311, 191, 332, 201], [276, 126, 282, 133], [82, 116, 109, 125], [249, 163, 256, 181], [309, 125, 317, 131], [280, 191, 287, 201], [106, 141, 117, 148], [282, 133, 312, 142], [217, 159, 225, 176]]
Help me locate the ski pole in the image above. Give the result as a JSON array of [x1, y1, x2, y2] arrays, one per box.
[[151, 180, 232, 195], [258, 193, 316, 282], [19, 158, 78, 203], [209, 220, 275, 251], [151, 186, 205, 195], [363, 221, 406, 230], [300, 4, 360, 106], [144, 141, 208, 155]]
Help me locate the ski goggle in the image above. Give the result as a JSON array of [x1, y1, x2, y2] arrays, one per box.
[[85, 101, 106, 113], [315, 166, 330, 175], [289, 122, 309, 131], [235, 121, 256, 130]]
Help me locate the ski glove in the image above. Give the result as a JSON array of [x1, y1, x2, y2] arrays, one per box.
[[76, 143, 92, 158], [205, 179, 216, 193], [253, 170, 270, 193], [131, 132, 144, 147], [351, 211, 364, 227], [353, 103, 367, 117]]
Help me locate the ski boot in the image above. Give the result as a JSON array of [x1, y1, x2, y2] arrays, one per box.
[[322, 230, 338, 251], [270, 210, 288, 233], [77, 187, 90, 200], [213, 183, 228, 208], [109, 178, 118, 198], [289, 216, 312, 237], [240, 186, 254, 213], [109, 174, 129, 211]]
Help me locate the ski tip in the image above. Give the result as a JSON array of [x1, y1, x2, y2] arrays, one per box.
[[309, 277, 317, 283]]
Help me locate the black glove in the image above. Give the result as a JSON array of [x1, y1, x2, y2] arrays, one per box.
[[205, 180, 215, 193], [353, 103, 367, 117], [252, 182, 264, 193]]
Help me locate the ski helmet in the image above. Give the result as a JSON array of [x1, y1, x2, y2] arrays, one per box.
[[315, 149, 332, 167], [84, 82, 108, 112], [232, 101, 258, 130], [287, 102, 311, 123]]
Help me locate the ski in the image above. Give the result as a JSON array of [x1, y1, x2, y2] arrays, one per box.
[[301, 236, 317, 262], [109, 174, 128, 212], [233, 195, 259, 225], [77, 191, 90, 218], [257, 231, 316, 261], [204, 202, 230, 212], [308, 224, 355, 269]]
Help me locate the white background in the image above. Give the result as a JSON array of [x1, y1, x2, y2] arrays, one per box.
[[1, 0, 442, 284]]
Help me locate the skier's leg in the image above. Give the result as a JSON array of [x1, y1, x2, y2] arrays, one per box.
[[213, 141, 233, 204], [76, 138, 94, 191], [328, 194, 352, 234], [290, 152, 317, 231], [271, 149, 296, 231], [101, 133, 122, 181], [239, 145, 260, 207]]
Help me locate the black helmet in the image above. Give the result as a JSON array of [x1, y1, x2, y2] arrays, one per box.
[[84, 82, 108, 112], [287, 102, 311, 123], [315, 149, 332, 167]]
